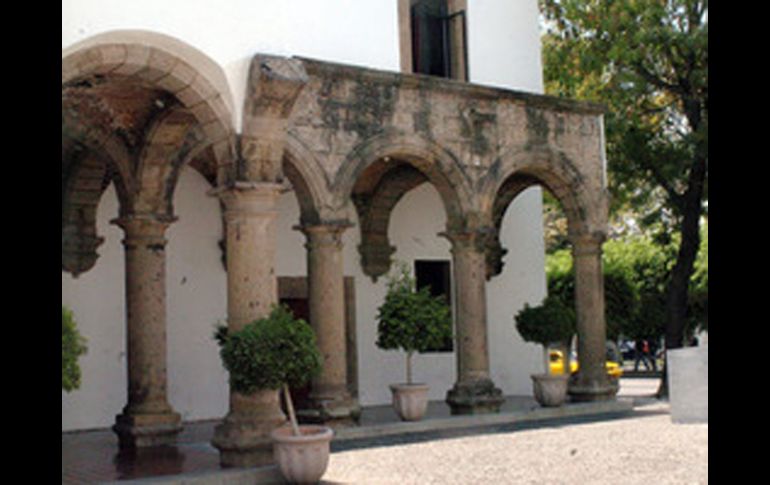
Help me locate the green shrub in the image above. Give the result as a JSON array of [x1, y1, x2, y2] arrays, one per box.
[[514, 295, 576, 348], [515, 295, 575, 374], [62, 306, 87, 392], [214, 304, 322, 395], [376, 262, 453, 384]]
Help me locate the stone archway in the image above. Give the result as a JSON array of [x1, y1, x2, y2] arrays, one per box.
[[62, 30, 237, 448], [481, 145, 615, 402], [333, 132, 473, 282]]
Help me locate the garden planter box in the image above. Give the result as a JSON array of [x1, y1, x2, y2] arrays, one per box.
[[667, 345, 708, 423]]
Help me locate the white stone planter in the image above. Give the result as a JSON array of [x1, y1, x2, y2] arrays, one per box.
[[667, 345, 708, 423], [531, 373, 569, 407], [390, 383, 430, 421], [271, 424, 333, 483]]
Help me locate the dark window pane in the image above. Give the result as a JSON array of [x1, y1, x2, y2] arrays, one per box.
[[414, 259, 453, 352]]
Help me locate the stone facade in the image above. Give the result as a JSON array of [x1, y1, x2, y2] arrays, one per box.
[[62, 32, 614, 466]]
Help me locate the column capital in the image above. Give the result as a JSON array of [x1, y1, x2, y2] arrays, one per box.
[[569, 231, 606, 257], [294, 220, 353, 250], [111, 214, 177, 247], [440, 226, 495, 254], [210, 182, 284, 219]]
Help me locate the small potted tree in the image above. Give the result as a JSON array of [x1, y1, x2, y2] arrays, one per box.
[[514, 295, 575, 407], [62, 306, 87, 392], [376, 262, 453, 421], [215, 304, 330, 483]]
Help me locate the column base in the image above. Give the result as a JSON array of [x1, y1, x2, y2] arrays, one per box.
[[113, 411, 182, 449], [446, 378, 505, 415], [297, 393, 361, 427], [211, 390, 287, 468], [211, 417, 282, 468], [567, 373, 619, 402]]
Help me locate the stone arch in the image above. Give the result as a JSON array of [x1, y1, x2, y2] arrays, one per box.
[[333, 132, 473, 280], [333, 132, 473, 219], [62, 30, 237, 276], [282, 133, 333, 225], [62, 29, 235, 143], [62, 29, 238, 191], [480, 146, 608, 278]]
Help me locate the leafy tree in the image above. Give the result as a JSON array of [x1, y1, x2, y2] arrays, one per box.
[[514, 295, 576, 374], [545, 229, 707, 347], [62, 306, 87, 392], [546, 248, 637, 342], [376, 262, 453, 384], [214, 304, 322, 435], [540, 0, 708, 392]]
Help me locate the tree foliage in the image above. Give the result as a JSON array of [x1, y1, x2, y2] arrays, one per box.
[[540, 0, 708, 356], [545, 228, 707, 342], [376, 262, 453, 383], [514, 295, 576, 347], [62, 306, 87, 392], [214, 305, 322, 395]]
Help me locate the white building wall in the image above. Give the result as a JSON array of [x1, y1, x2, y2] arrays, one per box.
[[62, 0, 548, 428], [62, 168, 228, 430], [62, 186, 126, 431], [62, 0, 401, 130]]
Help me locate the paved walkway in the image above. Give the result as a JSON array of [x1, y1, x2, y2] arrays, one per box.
[[62, 379, 662, 484], [324, 401, 706, 484]]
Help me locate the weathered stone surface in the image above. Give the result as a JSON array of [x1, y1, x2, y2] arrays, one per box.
[[446, 378, 505, 415]]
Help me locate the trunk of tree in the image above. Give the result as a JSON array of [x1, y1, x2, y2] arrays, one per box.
[[283, 384, 300, 436], [406, 351, 414, 385], [657, 151, 706, 398]]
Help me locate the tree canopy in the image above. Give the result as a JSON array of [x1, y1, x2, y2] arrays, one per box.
[[540, 1, 707, 372]]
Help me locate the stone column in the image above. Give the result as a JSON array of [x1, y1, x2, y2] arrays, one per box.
[[443, 229, 504, 414], [567, 233, 618, 401], [297, 222, 360, 425], [210, 182, 287, 468], [111, 214, 182, 449]]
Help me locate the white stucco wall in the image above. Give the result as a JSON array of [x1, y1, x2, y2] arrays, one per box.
[[62, 0, 549, 428], [62, 168, 228, 431], [62, 0, 401, 130]]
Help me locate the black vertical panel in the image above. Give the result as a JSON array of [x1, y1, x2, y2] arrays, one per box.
[[411, 0, 449, 77]]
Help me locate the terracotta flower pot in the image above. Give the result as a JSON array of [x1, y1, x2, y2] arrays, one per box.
[[389, 383, 430, 421], [271, 424, 333, 483], [531, 373, 569, 407]]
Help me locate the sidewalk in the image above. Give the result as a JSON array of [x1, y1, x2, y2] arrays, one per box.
[[63, 379, 659, 484], [323, 400, 706, 485]]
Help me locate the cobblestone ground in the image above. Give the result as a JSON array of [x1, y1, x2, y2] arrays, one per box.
[[322, 403, 707, 485]]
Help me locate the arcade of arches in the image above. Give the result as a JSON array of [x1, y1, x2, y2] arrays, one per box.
[[63, 31, 615, 467]]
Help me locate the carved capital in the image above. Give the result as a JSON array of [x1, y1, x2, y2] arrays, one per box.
[[440, 226, 496, 254], [111, 214, 176, 249], [295, 221, 353, 251], [209, 182, 284, 221], [569, 231, 606, 257]]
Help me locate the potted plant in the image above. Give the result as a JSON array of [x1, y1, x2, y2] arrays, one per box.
[[214, 304, 330, 483], [376, 262, 453, 421], [514, 295, 575, 407], [62, 306, 87, 392]]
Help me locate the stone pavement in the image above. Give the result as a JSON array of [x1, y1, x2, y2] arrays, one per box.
[[62, 379, 659, 484]]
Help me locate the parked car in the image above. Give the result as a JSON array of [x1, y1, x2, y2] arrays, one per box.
[[549, 350, 623, 378]]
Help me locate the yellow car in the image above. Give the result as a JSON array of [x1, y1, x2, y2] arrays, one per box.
[[549, 350, 623, 378]]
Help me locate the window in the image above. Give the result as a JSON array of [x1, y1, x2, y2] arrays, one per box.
[[414, 259, 454, 352], [399, 0, 468, 81]]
